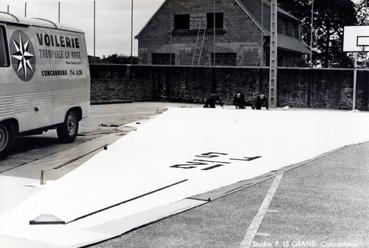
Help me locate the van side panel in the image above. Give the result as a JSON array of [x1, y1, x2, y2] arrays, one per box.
[[0, 23, 90, 133]]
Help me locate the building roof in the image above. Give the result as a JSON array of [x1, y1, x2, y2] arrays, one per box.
[[274, 34, 310, 54], [0, 12, 84, 33], [136, 1, 166, 38], [233, 0, 308, 54], [235, 0, 300, 34], [262, 0, 300, 22]]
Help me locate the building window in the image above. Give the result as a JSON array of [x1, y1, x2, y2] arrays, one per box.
[[211, 53, 236, 66], [0, 26, 9, 67], [152, 53, 175, 65], [174, 14, 190, 30], [206, 13, 224, 29]]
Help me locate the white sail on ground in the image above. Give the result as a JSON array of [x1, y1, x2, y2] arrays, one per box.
[[1, 108, 369, 247]]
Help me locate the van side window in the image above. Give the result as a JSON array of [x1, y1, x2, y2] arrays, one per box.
[[0, 26, 9, 67]]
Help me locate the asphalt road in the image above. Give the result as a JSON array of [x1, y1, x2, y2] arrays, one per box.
[[1, 102, 368, 248]]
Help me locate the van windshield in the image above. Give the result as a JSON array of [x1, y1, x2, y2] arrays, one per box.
[[0, 26, 9, 67]]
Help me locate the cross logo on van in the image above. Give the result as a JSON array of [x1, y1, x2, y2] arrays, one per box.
[[10, 30, 36, 82]]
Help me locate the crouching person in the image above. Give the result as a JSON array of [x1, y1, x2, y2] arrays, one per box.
[[254, 94, 269, 110], [204, 94, 224, 108], [233, 92, 246, 109]]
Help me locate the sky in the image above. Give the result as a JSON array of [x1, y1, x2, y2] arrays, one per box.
[[0, 0, 165, 57], [0, 0, 361, 57]]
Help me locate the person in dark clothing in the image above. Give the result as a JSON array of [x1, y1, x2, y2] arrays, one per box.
[[254, 94, 269, 110], [204, 94, 224, 108], [233, 92, 246, 109]]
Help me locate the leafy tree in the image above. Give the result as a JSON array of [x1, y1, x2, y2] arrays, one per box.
[[354, 0, 369, 68], [101, 54, 138, 64], [90, 54, 138, 64], [278, 0, 356, 68], [356, 0, 369, 26]]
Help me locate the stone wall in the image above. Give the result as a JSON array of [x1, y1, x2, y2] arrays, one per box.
[[90, 65, 155, 104], [90, 64, 369, 111]]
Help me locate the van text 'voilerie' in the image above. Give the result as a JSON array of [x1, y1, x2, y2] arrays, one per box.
[[36, 33, 80, 49]]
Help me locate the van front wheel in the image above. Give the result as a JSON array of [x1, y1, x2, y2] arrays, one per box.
[[0, 122, 16, 160], [57, 110, 79, 143]]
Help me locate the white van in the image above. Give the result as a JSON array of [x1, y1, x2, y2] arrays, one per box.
[[0, 13, 90, 159]]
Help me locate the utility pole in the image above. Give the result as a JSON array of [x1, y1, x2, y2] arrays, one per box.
[[310, 0, 314, 67], [58, 1, 61, 23], [213, 0, 216, 66], [93, 0, 96, 57], [130, 0, 134, 64], [24, 2, 27, 18], [269, 0, 278, 108], [353, 53, 357, 110], [260, 0, 264, 66]]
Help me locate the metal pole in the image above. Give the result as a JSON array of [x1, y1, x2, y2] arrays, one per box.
[[58, 1, 60, 23], [169, 0, 173, 65], [40, 170, 45, 185], [310, 0, 314, 67], [269, 0, 278, 108], [353, 53, 358, 110], [260, 0, 264, 66], [130, 0, 134, 64], [169, 0, 172, 65], [93, 0, 96, 57], [213, 0, 215, 66], [7, 5, 9, 13], [24, 2, 27, 18]]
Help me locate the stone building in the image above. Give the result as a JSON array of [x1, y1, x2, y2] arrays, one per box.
[[136, 0, 309, 67]]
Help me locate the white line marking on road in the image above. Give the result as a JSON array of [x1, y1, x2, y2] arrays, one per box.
[[240, 174, 284, 248], [256, 233, 271, 237], [267, 209, 280, 213]]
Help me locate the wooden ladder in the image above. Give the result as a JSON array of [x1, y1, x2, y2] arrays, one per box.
[[192, 19, 206, 66]]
